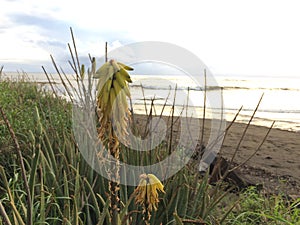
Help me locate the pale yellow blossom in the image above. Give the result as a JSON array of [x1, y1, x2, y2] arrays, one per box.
[[134, 173, 165, 212]]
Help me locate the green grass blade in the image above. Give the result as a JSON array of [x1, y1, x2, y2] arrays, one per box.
[[173, 213, 184, 225], [0, 167, 25, 225], [0, 201, 12, 225], [97, 194, 110, 225], [39, 166, 45, 223], [63, 171, 71, 220], [28, 137, 41, 214], [83, 178, 101, 222]]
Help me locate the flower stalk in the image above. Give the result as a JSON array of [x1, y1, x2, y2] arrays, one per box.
[[95, 59, 133, 224]]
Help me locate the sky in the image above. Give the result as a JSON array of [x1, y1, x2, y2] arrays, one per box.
[[1, 0, 300, 77]]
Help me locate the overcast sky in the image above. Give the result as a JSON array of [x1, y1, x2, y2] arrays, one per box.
[[1, 0, 300, 77]]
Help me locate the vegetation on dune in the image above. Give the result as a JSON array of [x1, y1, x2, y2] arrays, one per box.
[[0, 30, 299, 224], [0, 80, 71, 170]]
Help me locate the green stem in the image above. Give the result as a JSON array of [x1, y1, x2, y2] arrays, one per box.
[[109, 131, 120, 225]]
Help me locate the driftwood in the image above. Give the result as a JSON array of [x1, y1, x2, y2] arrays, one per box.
[[208, 156, 259, 191], [193, 144, 260, 191]]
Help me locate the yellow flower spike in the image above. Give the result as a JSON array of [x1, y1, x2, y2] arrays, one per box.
[[134, 173, 165, 213]]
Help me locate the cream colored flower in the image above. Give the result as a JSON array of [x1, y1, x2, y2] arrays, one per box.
[[134, 173, 165, 212]]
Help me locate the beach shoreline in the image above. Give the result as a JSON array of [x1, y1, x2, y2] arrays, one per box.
[[132, 113, 300, 196]]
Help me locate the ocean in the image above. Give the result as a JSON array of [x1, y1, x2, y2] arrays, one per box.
[[2, 72, 300, 132], [130, 74, 300, 132]]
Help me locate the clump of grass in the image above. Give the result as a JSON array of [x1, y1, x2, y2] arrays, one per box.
[[0, 80, 71, 138], [225, 186, 300, 224], [0, 79, 110, 224]]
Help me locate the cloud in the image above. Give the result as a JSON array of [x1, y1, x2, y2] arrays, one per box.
[[0, 0, 139, 72], [2, 0, 300, 76], [10, 13, 56, 27], [0, 13, 67, 71], [1, 9, 136, 71], [7, 12, 70, 41]]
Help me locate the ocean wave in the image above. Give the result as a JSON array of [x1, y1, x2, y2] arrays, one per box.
[[130, 100, 300, 114], [130, 84, 225, 91], [129, 84, 300, 92]]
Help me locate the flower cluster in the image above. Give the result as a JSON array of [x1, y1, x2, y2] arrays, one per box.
[[134, 173, 165, 212]]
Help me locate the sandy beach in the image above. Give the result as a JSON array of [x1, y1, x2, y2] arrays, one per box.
[[132, 113, 300, 196]]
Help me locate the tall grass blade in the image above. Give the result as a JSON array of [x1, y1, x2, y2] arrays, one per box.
[[97, 194, 111, 225], [0, 166, 25, 225], [39, 166, 46, 223], [0, 201, 12, 225], [230, 93, 264, 163], [63, 171, 71, 220], [173, 213, 184, 225], [83, 178, 101, 223]]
